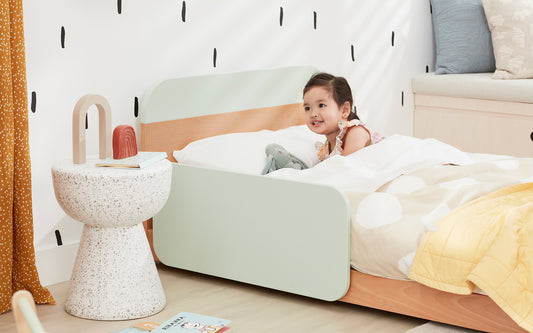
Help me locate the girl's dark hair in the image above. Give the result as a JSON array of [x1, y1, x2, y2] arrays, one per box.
[[303, 72, 359, 120]]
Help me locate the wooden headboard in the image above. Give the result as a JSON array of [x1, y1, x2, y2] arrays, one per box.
[[139, 66, 317, 161]]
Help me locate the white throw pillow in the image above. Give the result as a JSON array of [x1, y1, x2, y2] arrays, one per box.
[[173, 125, 323, 174], [482, 0, 533, 79]]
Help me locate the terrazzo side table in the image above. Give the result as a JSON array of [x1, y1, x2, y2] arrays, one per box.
[[52, 159, 172, 320]]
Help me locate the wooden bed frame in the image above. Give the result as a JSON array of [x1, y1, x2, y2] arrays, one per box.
[[139, 67, 526, 332]]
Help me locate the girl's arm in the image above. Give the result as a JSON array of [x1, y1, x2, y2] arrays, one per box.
[[342, 126, 371, 156]]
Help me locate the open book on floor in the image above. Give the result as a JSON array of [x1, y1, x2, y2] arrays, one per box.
[[151, 312, 231, 332], [112, 312, 231, 333]]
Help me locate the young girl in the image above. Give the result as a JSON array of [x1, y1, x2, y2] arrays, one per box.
[[303, 72, 384, 161]]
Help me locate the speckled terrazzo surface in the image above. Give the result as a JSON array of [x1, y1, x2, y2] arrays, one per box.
[[66, 224, 166, 320], [52, 159, 172, 227], [52, 158, 172, 320]]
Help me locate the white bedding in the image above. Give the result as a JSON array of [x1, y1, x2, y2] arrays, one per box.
[[267, 134, 493, 191], [173, 125, 323, 174], [269, 135, 533, 280]]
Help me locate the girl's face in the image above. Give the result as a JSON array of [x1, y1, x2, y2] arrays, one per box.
[[303, 86, 350, 137]]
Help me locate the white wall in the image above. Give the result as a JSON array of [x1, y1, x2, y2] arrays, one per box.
[[23, 0, 434, 286]]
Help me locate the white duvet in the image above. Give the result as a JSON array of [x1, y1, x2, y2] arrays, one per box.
[[268, 135, 533, 280], [267, 134, 502, 192]]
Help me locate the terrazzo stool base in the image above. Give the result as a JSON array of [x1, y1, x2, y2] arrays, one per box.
[[65, 224, 165, 320], [52, 159, 172, 320]]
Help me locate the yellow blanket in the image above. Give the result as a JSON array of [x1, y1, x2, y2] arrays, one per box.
[[409, 183, 533, 332]]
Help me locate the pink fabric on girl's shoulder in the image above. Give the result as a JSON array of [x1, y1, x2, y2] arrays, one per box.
[[316, 120, 384, 162]]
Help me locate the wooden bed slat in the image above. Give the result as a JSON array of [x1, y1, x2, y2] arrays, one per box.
[[341, 270, 526, 332], [140, 103, 304, 162]]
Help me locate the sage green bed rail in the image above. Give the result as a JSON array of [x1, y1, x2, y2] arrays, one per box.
[[154, 163, 351, 301]]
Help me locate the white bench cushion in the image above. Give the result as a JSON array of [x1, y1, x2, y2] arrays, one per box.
[[412, 73, 533, 104]]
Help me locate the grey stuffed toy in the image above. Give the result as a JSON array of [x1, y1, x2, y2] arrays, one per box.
[[261, 143, 309, 175]]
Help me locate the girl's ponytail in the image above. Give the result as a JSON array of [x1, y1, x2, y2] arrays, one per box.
[[348, 106, 359, 121]]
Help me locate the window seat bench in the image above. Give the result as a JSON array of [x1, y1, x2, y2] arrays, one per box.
[[412, 72, 533, 157]]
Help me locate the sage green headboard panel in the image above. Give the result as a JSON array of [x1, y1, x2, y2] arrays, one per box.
[[140, 66, 318, 124]]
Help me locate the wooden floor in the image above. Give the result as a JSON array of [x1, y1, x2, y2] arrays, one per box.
[[1, 264, 427, 333]]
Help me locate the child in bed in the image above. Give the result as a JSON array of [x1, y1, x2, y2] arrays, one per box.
[[303, 72, 384, 162]]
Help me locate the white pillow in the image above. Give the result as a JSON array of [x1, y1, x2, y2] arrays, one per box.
[[173, 125, 323, 174], [482, 0, 533, 79]]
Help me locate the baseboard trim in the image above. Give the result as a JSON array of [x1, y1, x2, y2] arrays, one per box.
[[35, 242, 79, 287]]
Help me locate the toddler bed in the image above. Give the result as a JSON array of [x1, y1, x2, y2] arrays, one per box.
[[139, 67, 532, 332]]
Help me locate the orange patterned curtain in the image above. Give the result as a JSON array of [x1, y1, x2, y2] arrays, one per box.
[[0, 0, 54, 313]]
